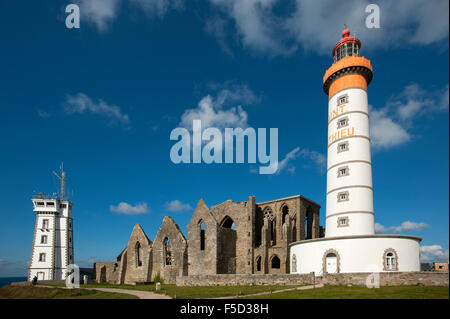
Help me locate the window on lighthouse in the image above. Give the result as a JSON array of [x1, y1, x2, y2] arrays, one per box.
[[386, 253, 396, 270], [337, 95, 348, 106], [39, 253, 46, 262], [338, 166, 349, 177], [338, 192, 349, 202], [337, 117, 349, 129], [338, 142, 349, 153], [42, 219, 49, 229], [40, 235, 47, 244]]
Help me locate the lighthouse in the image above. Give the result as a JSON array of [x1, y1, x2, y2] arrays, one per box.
[[289, 29, 421, 274], [323, 29, 375, 237], [28, 165, 74, 281]]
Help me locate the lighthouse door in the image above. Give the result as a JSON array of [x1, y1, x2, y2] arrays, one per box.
[[326, 253, 337, 273], [37, 272, 45, 280]]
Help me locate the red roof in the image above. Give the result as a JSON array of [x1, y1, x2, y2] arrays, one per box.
[[332, 29, 361, 56]]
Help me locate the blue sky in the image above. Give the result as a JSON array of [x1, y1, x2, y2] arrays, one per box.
[[0, 0, 448, 276]]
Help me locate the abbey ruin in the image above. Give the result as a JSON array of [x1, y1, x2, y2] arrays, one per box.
[[94, 194, 322, 284]]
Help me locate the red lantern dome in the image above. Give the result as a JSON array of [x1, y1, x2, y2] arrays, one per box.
[[332, 29, 361, 63]]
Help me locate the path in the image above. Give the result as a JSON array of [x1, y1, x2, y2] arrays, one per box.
[[212, 283, 324, 299], [38, 285, 171, 299]]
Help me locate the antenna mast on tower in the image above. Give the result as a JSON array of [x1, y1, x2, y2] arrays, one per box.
[[53, 163, 66, 201]]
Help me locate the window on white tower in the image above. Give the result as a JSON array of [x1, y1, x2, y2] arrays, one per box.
[[39, 253, 46, 262], [337, 216, 349, 227], [42, 219, 49, 229], [385, 252, 397, 270], [41, 235, 47, 244], [337, 192, 349, 202], [337, 95, 348, 106], [338, 142, 349, 153], [338, 166, 349, 177], [337, 117, 349, 129]]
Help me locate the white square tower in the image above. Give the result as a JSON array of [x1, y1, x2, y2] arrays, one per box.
[[28, 166, 74, 281]]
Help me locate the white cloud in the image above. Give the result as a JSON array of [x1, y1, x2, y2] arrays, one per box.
[[109, 202, 149, 215], [64, 93, 130, 125], [375, 221, 428, 233], [272, 147, 325, 175], [179, 83, 258, 131], [276, 146, 300, 175], [165, 200, 193, 212], [370, 107, 411, 149], [370, 84, 449, 150], [37, 110, 51, 118], [78, 0, 121, 32], [206, 0, 449, 56], [130, 0, 184, 17], [374, 222, 388, 233], [420, 245, 449, 262], [208, 0, 295, 56]]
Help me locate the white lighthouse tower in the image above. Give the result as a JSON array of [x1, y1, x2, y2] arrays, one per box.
[[28, 164, 74, 281], [290, 29, 421, 274], [324, 28, 375, 237]]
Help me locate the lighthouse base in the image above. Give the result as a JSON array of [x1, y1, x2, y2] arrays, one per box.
[[290, 234, 421, 274]]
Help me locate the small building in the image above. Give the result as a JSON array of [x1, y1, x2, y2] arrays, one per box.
[[434, 262, 449, 272]]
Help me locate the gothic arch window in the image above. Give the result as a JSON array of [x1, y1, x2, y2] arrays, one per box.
[[282, 205, 289, 224], [135, 242, 142, 267], [164, 238, 172, 266], [270, 255, 280, 269], [292, 217, 297, 242], [256, 256, 262, 272], [220, 216, 236, 229], [199, 220, 205, 251], [264, 207, 276, 246], [383, 249, 398, 271], [291, 254, 297, 273]]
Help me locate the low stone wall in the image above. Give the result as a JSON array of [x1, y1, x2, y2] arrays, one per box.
[[176, 272, 448, 287], [176, 274, 315, 286], [322, 272, 449, 287]]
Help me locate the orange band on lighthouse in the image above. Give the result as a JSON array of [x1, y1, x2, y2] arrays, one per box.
[[328, 74, 367, 100]]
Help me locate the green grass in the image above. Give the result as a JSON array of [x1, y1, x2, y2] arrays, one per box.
[[41, 282, 296, 298], [0, 285, 138, 299], [39, 282, 449, 299], [240, 285, 450, 299]]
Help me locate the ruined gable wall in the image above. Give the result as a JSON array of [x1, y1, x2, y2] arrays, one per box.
[[123, 225, 153, 284], [152, 216, 188, 284], [187, 200, 218, 275]]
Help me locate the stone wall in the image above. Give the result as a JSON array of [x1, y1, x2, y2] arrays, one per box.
[[152, 216, 188, 284], [322, 272, 449, 286], [123, 224, 153, 284], [94, 261, 120, 283], [176, 274, 315, 286], [176, 272, 448, 287]]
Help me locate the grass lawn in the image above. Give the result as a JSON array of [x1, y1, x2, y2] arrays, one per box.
[[241, 285, 449, 299], [0, 285, 138, 299], [41, 282, 297, 298], [38, 282, 449, 299]]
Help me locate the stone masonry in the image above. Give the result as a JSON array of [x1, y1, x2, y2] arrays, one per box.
[[95, 194, 322, 284]]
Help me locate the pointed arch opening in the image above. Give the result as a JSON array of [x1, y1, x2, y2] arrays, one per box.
[[270, 255, 280, 269], [163, 237, 172, 266], [220, 216, 236, 229], [135, 241, 142, 267], [256, 256, 262, 272], [218, 215, 237, 274], [199, 220, 205, 251]]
